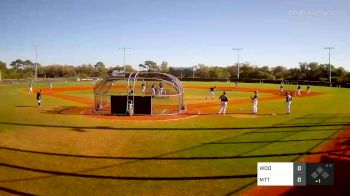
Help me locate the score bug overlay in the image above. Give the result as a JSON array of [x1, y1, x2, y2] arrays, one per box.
[[257, 162, 334, 186]]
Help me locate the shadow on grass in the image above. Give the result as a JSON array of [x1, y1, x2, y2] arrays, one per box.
[[1, 145, 349, 160], [15, 105, 37, 108], [0, 121, 349, 132], [41, 106, 88, 115], [0, 186, 37, 196], [0, 161, 256, 180], [204, 136, 350, 144], [0, 113, 349, 194]]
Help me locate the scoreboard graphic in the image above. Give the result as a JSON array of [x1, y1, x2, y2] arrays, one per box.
[[257, 162, 334, 186]]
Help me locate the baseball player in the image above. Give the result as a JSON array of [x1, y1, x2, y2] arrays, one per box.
[[128, 88, 134, 96], [280, 83, 284, 95], [218, 91, 228, 115], [306, 84, 311, 94], [158, 82, 164, 95], [36, 89, 42, 107], [208, 86, 216, 99], [251, 91, 258, 114], [49, 81, 53, 89], [286, 91, 293, 114], [296, 83, 301, 96], [127, 100, 134, 116], [235, 80, 238, 87], [151, 83, 156, 97], [28, 82, 33, 94], [141, 81, 146, 92]]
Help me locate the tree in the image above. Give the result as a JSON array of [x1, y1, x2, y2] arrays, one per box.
[[195, 64, 210, 78], [226, 65, 238, 78], [239, 63, 255, 79], [94, 62, 107, 76], [10, 59, 24, 70], [272, 66, 288, 80], [346, 72, 350, 82], [0, 60, 6, 80], [124, 65, 134, 72], [298, 62, 308, 80], [144, 60, 160, 72], [9, 59, 35, 79], [334, 67, 348, 82], [307, 62, 321, 80], [139, 64, 147, 71], [209, 66, 230, 79], [160, 61, 169, 73], [23, 60, 34, 68], [94, 62, 105, 70], [75, 64, 95, 77], [0, 61, 6, 72]]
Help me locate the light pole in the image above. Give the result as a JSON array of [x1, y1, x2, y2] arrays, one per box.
[[192, 65, 197, 78], [33, 44, 40, 80], [118, 48, 132, 72], [232, 48, 243, 80], [324, 47, 334, 86]]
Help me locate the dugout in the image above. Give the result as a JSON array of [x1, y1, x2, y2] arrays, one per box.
[[93, 72, 186, 116]]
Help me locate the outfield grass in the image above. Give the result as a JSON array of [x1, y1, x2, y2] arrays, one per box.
[[0, 81, 349, 195]]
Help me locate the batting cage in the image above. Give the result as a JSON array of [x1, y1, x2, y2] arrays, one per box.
[[93, 72, 186, 116]]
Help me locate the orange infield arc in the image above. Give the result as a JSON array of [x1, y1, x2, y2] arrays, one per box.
[[34, 86, 323, 121]]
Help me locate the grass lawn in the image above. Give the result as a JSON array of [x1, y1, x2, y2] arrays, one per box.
[[0, 81, 349, 195]]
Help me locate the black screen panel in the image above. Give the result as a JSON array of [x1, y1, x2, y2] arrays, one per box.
[[134, 96, 152, 115], [110, 95, 127, 115]]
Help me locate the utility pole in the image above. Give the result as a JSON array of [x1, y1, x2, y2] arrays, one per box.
[[33, 44, 40, 80], [324, 47, 334, 87], [118, 48, 132, 72], [232, 48, 243, 80]]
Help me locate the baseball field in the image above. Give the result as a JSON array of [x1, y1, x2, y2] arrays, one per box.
[[0, 81, 349, 195]]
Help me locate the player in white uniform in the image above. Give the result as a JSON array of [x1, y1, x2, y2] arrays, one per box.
[[296, 84, 301, 96], [208, 86, 216, 99], [218, 91, 228, 115], [280, 82, 284, 95], [251, 91, 258, 114], [151, 83, 156, 97], [286, 92, 293, 114], [28, 82, 33, 94], [306, 84, 311, 94], [141, 81, 146, 92], [158, 82, 164, 95]]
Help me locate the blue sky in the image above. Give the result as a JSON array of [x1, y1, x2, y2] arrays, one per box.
[[0, 0, 349, 70]]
